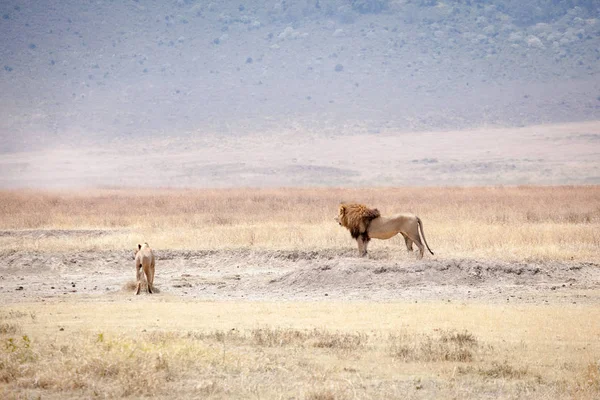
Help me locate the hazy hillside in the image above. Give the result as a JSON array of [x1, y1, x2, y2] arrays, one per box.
[[0, 0, 599, 152]]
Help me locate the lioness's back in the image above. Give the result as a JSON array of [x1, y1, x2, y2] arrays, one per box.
[[136, 244, 154, 265]]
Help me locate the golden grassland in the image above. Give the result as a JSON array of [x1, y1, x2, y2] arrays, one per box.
[[1, 300, 599, 399], [1, 186, 600, 399], [1, 186, 599, 261]]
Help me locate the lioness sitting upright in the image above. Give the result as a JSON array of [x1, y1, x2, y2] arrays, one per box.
[[336, 203, 434, 259], [134, 242, 155, 295]]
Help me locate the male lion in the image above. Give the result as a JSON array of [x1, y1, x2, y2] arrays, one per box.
[[134, 242, 155, 295], [336, 203, 434, 259]]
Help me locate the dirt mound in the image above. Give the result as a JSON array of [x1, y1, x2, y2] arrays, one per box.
[[154, 249, 351, 261], [0, 250, 598, 304], [269, 258, 600, 292]]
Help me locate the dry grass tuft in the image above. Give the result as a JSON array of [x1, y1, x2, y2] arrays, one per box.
[[440, 330, 478, 346], [389, 330, 478, 362], [0, 312, 24, 336], [585, 361, 600, 391], [250, 327, 310, 347], [477, 361, 529, 380], [310, 331, 367, 351], [564, 361, 600, 400], [0, 323, 20, 335], [307, 389, 340, 400]]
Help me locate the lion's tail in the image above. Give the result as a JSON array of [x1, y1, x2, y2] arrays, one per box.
[[417, 217, 434, 255]]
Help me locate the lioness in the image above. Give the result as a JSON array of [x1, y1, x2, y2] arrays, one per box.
[[134, 242, 155, 295], [336, 203, 434, 259]]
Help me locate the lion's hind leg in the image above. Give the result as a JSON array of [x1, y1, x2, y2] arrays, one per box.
[[401, 232, 414, 253], [147, 261, 155, 294], [146, 263, 154, 294], [143, 263, 153, 294], [135, 263, 143, 295], [404, 232, 424, 259]]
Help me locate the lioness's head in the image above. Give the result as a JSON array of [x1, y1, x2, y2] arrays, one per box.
[[133, 243, 142, 259]]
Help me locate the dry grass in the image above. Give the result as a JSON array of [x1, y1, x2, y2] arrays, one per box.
[[1, 186, 598, 399], [1, 186, 599, 261], [388, 330, 479, 362], [1, 301, 599, 399], [188, 327, 366, 351]]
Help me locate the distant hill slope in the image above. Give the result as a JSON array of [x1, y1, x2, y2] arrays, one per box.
[[0, 0, 599, 151]]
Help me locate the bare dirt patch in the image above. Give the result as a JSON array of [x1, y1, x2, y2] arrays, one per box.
[[1, 249, 598, 305]]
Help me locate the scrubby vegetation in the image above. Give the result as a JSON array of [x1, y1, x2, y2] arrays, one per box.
[[1, 302, 598, 399]]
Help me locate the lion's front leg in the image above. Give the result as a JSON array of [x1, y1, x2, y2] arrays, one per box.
[[356, 236, 368, 257], [356, 238, 363, 256], [363, 234, 371, 257]]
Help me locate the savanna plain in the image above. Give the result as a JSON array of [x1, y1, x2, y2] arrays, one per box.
[[1, 186, 599, 399]]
